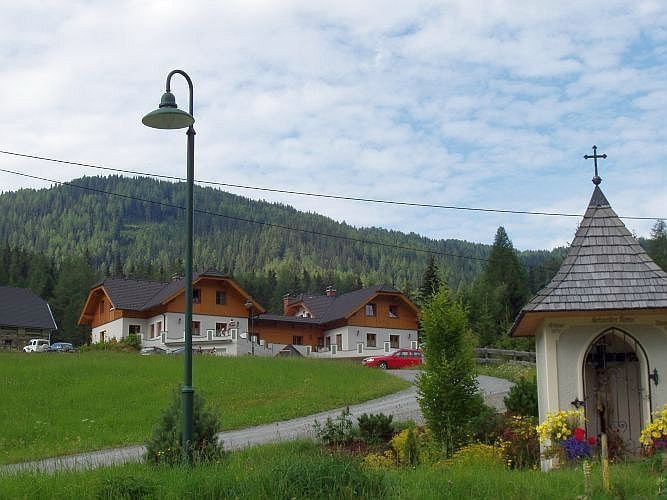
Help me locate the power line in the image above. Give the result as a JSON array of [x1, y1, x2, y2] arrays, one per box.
[[0, 149, 660, 221], [0, 167, 489, 263]]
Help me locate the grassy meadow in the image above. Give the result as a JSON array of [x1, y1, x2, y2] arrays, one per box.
[[1, 440, 661, 499], [0, 352, 409, 464]]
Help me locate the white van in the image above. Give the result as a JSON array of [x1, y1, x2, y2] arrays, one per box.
[[23, 338, 51, 352]]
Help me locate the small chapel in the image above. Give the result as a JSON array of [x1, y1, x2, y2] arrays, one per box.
[[510, 147, 667, 465]]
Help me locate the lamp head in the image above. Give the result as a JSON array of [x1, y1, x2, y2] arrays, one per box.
[[142, 91, 194, 129]]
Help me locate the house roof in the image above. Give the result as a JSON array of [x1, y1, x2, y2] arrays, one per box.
[[0, 286, 58, 331], [266, 285, 415, 325], [83, 271, 263, 314], [510, 185, 667, 336]]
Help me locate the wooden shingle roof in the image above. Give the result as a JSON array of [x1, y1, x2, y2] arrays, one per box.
[[511, 186, 667, 336]]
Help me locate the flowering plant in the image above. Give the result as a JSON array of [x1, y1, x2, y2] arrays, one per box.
[[640, 404, 667, 453], [536, 409, 596, 461]]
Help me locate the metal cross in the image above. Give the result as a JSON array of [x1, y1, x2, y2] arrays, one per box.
[[583, 145, 607, 185]]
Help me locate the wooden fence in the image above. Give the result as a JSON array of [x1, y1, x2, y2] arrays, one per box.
[[474, 348, 536, 366]]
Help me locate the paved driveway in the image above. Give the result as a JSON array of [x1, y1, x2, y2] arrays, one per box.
[[1, 371, 513, 474]]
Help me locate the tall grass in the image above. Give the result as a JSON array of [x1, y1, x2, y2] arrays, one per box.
[[0, 441, 659, 499], [0, 352, 408, 464]]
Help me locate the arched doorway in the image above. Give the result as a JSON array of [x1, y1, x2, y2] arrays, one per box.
[[582, 328, 650, 456]]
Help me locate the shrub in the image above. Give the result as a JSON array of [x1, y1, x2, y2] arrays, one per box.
[[357, 413, 394, 444], [390, 426, 441, 466], [447, 443, 504, 468], [121, 333, 141, 351], [500, 415, 540, 469], [144, 390, 224, 465], [313, 407, 354, 447], [470, 395, 506, 444], [504, 376, 538, 418], [640, 404, 667, 454]]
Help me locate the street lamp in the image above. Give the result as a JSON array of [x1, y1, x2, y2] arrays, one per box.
[[245, 298, 255, 356], [142, 69, 196, 464]]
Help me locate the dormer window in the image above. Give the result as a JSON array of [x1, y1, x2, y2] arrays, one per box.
[[365, 303, 376, 316], [389, 305, 399, 318]]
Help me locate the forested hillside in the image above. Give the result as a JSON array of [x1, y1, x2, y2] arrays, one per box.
[[0, 175, 495, 305]]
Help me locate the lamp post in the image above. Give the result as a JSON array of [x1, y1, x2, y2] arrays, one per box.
[[245, 298, 255, 356], [142, 69, 196, 464]]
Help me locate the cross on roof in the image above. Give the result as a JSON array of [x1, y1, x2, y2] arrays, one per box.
[[583, 145, 607, 185]]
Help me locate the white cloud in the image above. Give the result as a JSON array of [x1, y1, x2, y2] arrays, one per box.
[[0, 0, 665, 251]]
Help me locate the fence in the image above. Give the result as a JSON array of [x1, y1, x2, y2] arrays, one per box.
[[474, 348, 535, 366]]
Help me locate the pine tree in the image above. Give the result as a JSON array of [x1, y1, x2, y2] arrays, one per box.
[[417, 255, 442, 306]]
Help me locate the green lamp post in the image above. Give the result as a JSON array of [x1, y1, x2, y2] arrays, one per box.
[[142, 69, 196, 464]]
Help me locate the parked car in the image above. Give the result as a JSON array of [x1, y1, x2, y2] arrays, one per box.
[[23, 338, 51, 353], [139, 346, 167, 356], [50, 342, 75, 352], [361, 348, 423, 369]]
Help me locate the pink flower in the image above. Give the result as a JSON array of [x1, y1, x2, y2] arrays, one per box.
[[587, 436, 597, 446], [574, 427, 586, 442]]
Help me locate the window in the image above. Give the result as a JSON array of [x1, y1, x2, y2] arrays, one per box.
[[129, 325, 141, 335], [366, 333, 377, 347], [336, 334, 342, 349], [365, 303, 376, 316], [388, 305, 399, 318], [292, 336, 303, 345], [215, 322, 227, 334], [390, 335, 400, 349], [193, 288, 201, 304], [216, 291, 226, 305], [156, 321, 162, 335], [192, 321, 201, 335]]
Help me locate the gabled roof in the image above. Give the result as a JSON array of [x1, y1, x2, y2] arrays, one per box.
[[81, 271, 264, 317], [511, 186, 667, 336], [267, 285, 416, 325], [0, 286, 58, 331]]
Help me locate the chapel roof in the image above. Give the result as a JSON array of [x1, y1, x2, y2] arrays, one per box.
[[510, 185, 667, 335]]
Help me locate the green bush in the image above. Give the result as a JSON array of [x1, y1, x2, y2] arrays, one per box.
[[313, 408, 354, 447], [144, 389, 224, 465], [357, 413, 394, 444], [504, 376, 538, 418]]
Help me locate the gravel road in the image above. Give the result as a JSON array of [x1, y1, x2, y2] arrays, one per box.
[[1, 371, 513, 474]]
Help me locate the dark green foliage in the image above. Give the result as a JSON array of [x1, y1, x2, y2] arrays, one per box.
[[648, 219, 667, 271], [504, 376, 538, 418], [404, 427, 420, 466], [121, 334, 141, 351], [417, 255, 443, 306], [313, 408, 354, 447], [144, 390, 223, 465], [418, 287, 479, 456], [357, 413, 394, 443], [462, 226, 530, 347], [469, 394, 506, 444]]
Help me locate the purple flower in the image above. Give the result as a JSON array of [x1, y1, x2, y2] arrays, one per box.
[[561, 436, 592, 461]]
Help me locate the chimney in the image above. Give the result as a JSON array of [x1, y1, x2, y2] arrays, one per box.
[[283, 293, 291, 315], [325, 286, 336, 297]]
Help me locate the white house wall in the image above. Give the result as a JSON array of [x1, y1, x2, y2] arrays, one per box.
[[323, 325, 417, 356]]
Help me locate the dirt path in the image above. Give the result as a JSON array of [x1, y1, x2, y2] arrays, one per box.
[[1, 372, 512, 474]]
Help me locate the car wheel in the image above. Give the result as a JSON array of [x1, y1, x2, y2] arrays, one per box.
[[379, 361, 388, 369]]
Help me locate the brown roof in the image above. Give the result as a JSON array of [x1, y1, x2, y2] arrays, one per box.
[[262, 285, 417, 325], [511, 186, 667, 336]]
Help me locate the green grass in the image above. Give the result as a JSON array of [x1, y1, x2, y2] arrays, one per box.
[[0, 352, 409, 464], [476, 361, 536, 383], [0, 440, 661, 499]]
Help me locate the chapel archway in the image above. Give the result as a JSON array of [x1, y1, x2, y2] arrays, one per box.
[[582, 328, 650, 456]]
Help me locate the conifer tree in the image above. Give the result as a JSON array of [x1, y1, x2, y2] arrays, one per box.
[[649, 219, 667, 271], [417, 255, 442, 306], [418, 286, 478, 456]]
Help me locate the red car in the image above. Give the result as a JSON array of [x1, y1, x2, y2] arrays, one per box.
[[361, 348, 423, 369]]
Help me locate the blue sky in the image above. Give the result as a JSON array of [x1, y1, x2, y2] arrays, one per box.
[[0, 1, 665, 250]]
